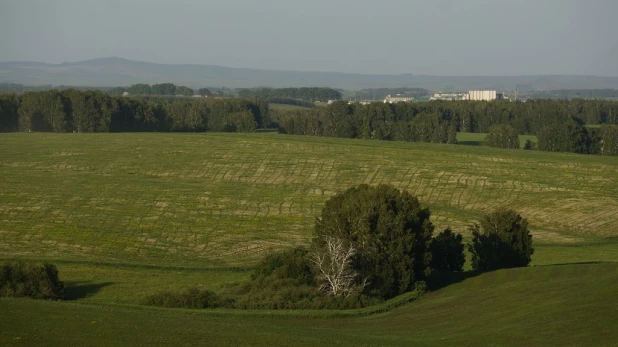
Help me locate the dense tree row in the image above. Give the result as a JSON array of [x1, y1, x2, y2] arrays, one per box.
[[267, 97, 315, 108], [0, 90, 267, 133], [0, 83, 53, 93], [529, 89, 618, 99], [108, 83, 200, 96], [275, 100, 618, 154], [535, 121, 618, 155], [350, 87, 430, 101], [276, 101, 458, 144], [238, 87, 342, 102]]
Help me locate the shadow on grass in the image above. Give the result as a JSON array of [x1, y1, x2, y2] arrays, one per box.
[[64, 281, 114, 300], [425, 270, 480, 292], [255, 129, 279, 133], [457, 141, 482, 146]]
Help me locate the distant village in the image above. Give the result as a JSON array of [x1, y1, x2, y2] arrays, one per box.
[[383, 90, 506, 103]]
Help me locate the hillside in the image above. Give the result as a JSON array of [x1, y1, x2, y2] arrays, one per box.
[[2, 57, 618, 90], [1, 133, 617, 268], [1, 132, 618, 345], [1, 263, 617, 346]]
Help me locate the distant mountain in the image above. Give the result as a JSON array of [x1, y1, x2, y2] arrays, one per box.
[[1, 57, 618, 91]]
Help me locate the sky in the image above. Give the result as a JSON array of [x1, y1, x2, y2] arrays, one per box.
[[1, 0, 617, 76]]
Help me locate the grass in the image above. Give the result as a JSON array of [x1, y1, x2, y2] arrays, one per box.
[[457, 132, 538, 148], [269, 103, 313, 111], [1, 263, 617, 346], [1, 132, 618, 345], [2, 133, 616, 269]]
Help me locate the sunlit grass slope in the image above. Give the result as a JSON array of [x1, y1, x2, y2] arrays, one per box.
[[2, 263, 617, 346], [1, 132, 617, 268]]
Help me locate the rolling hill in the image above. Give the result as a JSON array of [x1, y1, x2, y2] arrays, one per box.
[[2, 57, 618, 90], [1, 263, 617, 346], [1, 133, 618, 345]]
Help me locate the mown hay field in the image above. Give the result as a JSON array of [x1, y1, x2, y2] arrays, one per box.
[[2, 132, 618, 346], [1, 132, 617, 269]]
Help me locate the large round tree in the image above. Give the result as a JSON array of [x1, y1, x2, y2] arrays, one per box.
[[313, 184, 434, 299], [468, 207, 534, 272]]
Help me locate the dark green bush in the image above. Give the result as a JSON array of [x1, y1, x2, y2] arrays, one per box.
[[314, 184, 433, 300], [430, 228, 465, 272], [250, 247, 315, 286], [221, 247, 319, 309], [468, 207, 534, 272], [523, 139, 536, 150], [485, 124, 519, 149], [217, 246, 380, 310], [0, 261, 64, 299]]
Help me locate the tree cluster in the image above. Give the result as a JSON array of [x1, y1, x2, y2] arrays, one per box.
[[109, 83, 198, 96], [238, 87, 342, 103], [143, 185, 535, 311], [313, 184, 434, 299], [266, 97, 315, 108], [0, 261, 64, 299], [469, 208, 534, 272], [485, 124, 520, 149], [0, 90, 268, 133], [274, 99, 618, 155], [529, 89, 618, 99], [537, 118, 601, 154]]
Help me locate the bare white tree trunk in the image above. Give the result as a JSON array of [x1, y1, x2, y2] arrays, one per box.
[[311, 236, 367, 297]]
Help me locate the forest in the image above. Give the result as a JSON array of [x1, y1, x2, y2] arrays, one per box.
[[0, 90, 268, 133], [2, 89, 618, 155], [274, 99, 618, 155], [237, 87, 342, 102]]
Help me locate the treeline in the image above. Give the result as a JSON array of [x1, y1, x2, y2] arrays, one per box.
[[274, 100, 618, 155], [486, 123, 618, 155], [1, 83, 51, 93], [267, 97, 315, 108], [529, 89, 618, 100], [0, 90, 268, 133], [238, 87, 342, 102], [351, 87, 430, 101], [108, 83, 208, 96]]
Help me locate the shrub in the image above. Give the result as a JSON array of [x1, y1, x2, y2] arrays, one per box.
[[523, 139, 536, 150], [223, 111, 257, 132], [219, 246, 380, 310], [142, 287, 222, 309], [485, 124, 519, 149], [250, 247, 314, 286], [222, 247, 319, 309], [314, 184, 434, 299], [429, 228, 465, 272], [0, 261, 64, 299], [468, 208, 534, 272]]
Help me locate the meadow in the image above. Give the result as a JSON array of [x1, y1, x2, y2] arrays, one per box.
[[1, 132, 617, 345]]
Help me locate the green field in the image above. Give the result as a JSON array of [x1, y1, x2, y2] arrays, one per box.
[[1, 132, 618, 345], [456, 132, 538, 148], [2, 263, 617, 346]]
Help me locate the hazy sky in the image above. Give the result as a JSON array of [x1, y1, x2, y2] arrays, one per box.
[[1, 0, 617, 76]]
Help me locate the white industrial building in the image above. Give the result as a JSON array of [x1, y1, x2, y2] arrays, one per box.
[[431, 90, 506, 101], [383, 94, 414, 103], [467, 90, 505, 101], [430, 92, 468, 101]]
